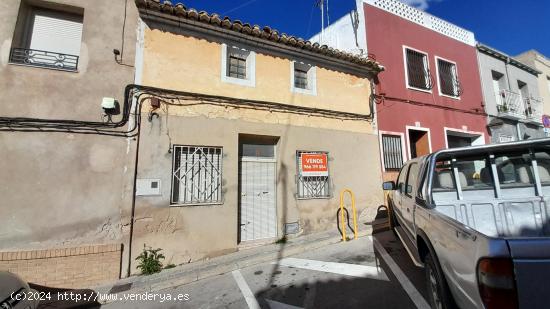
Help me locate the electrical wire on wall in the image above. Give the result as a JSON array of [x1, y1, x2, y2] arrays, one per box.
[[0, 84, 376, 137]]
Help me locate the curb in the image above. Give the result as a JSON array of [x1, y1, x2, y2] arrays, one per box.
[[97, 227, 372, 302]]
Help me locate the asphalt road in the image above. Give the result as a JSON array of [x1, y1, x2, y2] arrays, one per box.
[[102, 228, 431, 309]]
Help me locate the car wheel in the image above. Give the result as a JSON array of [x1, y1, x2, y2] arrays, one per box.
[[425, 253, 456, 309]]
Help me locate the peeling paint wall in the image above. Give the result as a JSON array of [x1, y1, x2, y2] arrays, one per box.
[[132, 21, 384, 270], [0, 0, 139, 279]]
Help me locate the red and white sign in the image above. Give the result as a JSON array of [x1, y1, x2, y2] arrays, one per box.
[[300, 153, 328, 177]]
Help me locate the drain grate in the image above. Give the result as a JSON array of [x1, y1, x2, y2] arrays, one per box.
[[108, 283, 132, 294]]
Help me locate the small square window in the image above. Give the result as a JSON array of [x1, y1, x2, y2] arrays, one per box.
[[221, 44, 255, 87], [294, 68, 308, 89], [228, 54, 247, 79], [291, 62, 316, 95]]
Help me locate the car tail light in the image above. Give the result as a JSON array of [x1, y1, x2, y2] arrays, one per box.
[[477, 258, 518, 309]]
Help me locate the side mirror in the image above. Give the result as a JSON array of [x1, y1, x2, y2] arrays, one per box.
[[382, 181, 396, 191]]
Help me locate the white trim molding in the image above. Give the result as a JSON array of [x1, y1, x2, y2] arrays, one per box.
[[363, 0, 475, 46], [434, 55, 461, 100], [405, 125, 432, 160], [443, 127, 485, 149], [290, 60, 317, 96], [221, 43, 256, 87], [403, 45, 432, 94], [378, 131, 407, 172]]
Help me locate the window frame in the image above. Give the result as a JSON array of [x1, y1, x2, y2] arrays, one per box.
[[290, 61, 317, 96], [435, 56, 461, 99], [403, 45, 432, 93], [170, 145, 224, 206], [9, 5, 83, 72], [221, 43, 256, 87], [380, 132, 406, 171], [296, 150, 331, 199]]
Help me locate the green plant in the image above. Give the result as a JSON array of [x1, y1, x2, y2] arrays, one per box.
[[135, 245, 165, 275], [164, 263, 176, 269]]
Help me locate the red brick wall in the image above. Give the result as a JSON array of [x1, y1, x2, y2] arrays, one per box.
[[0, 244, 121, 289]]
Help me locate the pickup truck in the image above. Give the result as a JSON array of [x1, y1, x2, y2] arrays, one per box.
[[382, 138, 550, 309]]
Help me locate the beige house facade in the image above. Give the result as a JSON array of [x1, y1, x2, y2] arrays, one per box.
[[517, 50, 550, 118], [132, 0, 385, 270]]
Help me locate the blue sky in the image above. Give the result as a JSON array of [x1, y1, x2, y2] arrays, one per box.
[[176, 0, 550, 57]]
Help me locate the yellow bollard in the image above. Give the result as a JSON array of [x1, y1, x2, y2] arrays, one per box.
[[339, 189, 358, 242]]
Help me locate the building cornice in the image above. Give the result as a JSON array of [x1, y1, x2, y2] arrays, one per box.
[[135, 0, 384, 78], [477, 44, 541, 75]]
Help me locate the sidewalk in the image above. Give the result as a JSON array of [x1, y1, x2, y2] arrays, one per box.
[[94, 221, 381, 299]]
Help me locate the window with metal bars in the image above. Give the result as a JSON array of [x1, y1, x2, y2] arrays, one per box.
[[405, 48, 432, 90], [382, 134, 404, 170], [171, 146, 223, 205], [437, 58, 460, 97], [296, 151, 330, 199], [294, 68, 308, 89], [228, 54, 247, 79]]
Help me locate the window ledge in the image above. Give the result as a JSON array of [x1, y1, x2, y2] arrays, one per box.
[[221, 75, 255, 87], [439, 93, 461, 100], [290, 86, 317, 96], [170, 201, 224, 207], [406, 85, 432, 94]]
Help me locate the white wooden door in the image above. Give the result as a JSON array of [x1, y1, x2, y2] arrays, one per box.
[[239, 158, 277, 242]]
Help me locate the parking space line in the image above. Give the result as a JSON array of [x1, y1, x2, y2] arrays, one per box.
[[232, 270, 261, 309], [373, 238, 431, 309], [265, 299, 303, 309], [273, 258, 388, 281]]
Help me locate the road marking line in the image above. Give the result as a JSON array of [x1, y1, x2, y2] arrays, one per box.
[[273, 258, 389, 281], [265, 299, 303, 309], [373, 238, 431, 309], [232, 270, 260, 309]]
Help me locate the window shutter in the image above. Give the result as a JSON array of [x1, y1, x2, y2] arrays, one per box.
[[30, 10, 83, 56]]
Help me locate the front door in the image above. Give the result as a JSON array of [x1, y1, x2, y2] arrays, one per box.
[[239, 140, 277, 242], [408, 129, 430, 158]]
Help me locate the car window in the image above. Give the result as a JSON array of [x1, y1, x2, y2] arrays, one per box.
[[397, 164, 409, 193], [494, 152, 534, 188], [405, 163, 419, 197]]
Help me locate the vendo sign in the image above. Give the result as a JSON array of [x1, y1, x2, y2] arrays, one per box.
[[300, 153, 328, 177]]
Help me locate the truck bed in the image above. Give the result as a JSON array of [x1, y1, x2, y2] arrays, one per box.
[[433, 187, 550, 238]]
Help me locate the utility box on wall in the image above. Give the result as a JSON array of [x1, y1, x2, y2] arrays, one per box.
[[136, 179, 161, 196]]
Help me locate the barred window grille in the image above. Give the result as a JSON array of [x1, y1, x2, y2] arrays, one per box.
[[437, 59, 460, 97], [382, 135, 404, 170], [228, 54, 247, 79], [171, 146, 223, 205], [406, 48, 431, 90], [296, 151, 330, 199], [294, 68, 308, 89]]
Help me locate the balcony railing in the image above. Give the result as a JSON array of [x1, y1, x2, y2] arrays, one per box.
[[495, 89, 523, 119], [495, 89, 543, 123], [9, 47, 78, 72], [524, 97, 543, 123]]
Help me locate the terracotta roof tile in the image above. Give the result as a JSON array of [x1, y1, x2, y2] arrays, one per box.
[[135, 0, 383, 73]]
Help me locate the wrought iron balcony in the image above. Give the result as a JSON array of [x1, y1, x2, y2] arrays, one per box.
[[495, 89, 524, 119], [9, 47, 78, 72], [523, 97, 543, 124]]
